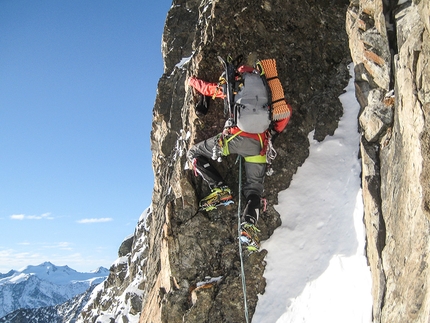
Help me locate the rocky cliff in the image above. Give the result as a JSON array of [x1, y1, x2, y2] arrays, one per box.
[[146, 0, 353, 322], [347, 0, 430, 322], [78, 0, 430, 322]]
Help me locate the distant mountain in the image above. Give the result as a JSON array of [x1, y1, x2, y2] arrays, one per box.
[[0, 284, 97, 323], [0, 262, 108, 319], [0, 271, 16, 280]]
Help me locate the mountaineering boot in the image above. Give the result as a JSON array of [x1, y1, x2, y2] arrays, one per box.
[[242, 194, 260, 225], [199, 186, 233, 211], [192, 157, 224, 189], [240, 194, 262, 251]]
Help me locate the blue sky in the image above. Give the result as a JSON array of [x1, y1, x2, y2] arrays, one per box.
[[0, 0, 172, 272]]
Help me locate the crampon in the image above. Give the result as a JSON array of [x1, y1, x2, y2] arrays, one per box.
[[199, 186, 234, 211], [240, 222, 261, 252]]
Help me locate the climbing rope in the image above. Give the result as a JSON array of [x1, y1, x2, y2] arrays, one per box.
[[236, 156, 250, 323]]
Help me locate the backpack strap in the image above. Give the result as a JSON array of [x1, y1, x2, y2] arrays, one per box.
[[256, 60, 273, 109], [218, 55, 244, 119], [222, 130, 242, 156]]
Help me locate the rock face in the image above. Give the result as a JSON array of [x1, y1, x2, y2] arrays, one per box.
[[346, 0, 430, 322], [78, 0, 352, 322], [144, 0, 351, 322], [76, 209, 151, 323]]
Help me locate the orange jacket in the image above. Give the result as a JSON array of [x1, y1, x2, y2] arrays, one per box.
[[189, 77, 225, 99]]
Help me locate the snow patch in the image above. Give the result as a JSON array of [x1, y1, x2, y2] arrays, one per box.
[[175, 52, 194, 69], [252, 64, 372, 322], [196, 276, 223, 287]]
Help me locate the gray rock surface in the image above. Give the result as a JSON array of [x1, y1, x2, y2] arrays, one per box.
[[142, 0, 351, 322], [347, 0, 430, 322]]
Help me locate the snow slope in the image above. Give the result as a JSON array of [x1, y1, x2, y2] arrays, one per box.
[[253, 65, 373, 323]]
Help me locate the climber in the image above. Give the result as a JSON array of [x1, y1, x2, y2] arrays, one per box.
[[187, 57, 292, 249]]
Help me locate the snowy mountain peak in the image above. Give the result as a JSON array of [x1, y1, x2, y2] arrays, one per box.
[[90, 266, 110, 275], [0, 262, 109, 318], [21, 261, 75, 277], [5, 262, 108, 285]]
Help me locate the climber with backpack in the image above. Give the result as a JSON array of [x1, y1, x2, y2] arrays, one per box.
[[187, 56, 292, 250]]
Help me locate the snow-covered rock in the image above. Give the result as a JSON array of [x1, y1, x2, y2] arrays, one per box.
[[76, 208, 151, 323]]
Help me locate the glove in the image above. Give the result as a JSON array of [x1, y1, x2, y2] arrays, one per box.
[[195, 94, 210, 117]]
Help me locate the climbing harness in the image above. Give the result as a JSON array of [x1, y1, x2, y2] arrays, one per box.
[[215, 129, 269, 164]]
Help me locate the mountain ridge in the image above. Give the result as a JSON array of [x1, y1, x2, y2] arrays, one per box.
[[0, 284, 97, 323], [0, 262, 109, 318]]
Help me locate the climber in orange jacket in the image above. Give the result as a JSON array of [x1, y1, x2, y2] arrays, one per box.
[[187, 61, 292, 250]]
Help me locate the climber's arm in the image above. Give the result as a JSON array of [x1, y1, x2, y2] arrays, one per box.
[[189, 77, 225, 99]]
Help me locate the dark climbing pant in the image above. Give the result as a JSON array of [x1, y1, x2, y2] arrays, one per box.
[[187, 133, 266, 199]]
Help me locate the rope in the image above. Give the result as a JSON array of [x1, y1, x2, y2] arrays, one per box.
[[236, 156, 250, 323]]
